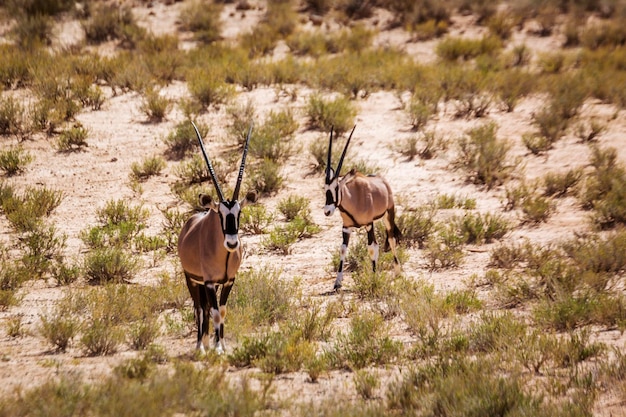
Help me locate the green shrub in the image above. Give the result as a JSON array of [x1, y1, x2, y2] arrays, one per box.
[[305, 93, 357, 135], [277, 195, 310, 221], [80, 317, 125, 356], [187, 67, 234, 110], [84, 247, 139, 284], [19, 224, 67, 279], [436, 35, 502, 61], [246, 158, 284, 195], [129, 318, 161, 350], [425, 225, 465, 270], [522, 132, 553, 155], [455, 122, 513, 189], [163, 120, 208, 160], [179, 0, 223, 43], [82, 3, 144, 46], [1, 185, 62, 232], [543, 169, 582, 198], [240, 205, 274, 234], [130, 156, 166, 181], [0, 145, 32, 177], [327, 309, 402, 370], [56, 123, 88, 152], [494, 69, 535, 112], [354, 370, 380, 400], [396, 205, 437, 249], [454, 211, 509, 244], [0, 96, 24, 136], [521, 193, 554, 224], [39, 294, 80, 352], [250, 108, 298, 162], [139, 88, 171, 122], [229, 265, 295, 328]]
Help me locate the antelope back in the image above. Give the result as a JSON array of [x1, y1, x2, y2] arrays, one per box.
[[339, 173, 394, 227]]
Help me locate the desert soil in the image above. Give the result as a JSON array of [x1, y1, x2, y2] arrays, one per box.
[[1, 2, 626, 416]]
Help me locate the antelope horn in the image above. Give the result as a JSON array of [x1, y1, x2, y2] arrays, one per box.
[[334, 125, 356, 180], [232, 123, 253, 201], [192, 121, 225, 202], [326, 126, 333, 182]]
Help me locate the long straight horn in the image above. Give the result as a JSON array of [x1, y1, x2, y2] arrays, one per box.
[[334, 124, 356, 179], [232, 123, 253, 201], [326, 126, 333, 181], [192, 121, 225, 202]]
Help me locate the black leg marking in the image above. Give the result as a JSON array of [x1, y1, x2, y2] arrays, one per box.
[[367, 223, 377, 272]]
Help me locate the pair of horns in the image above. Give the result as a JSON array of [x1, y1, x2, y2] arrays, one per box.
[[191, 121, 251, 202], [326, 125, 356, 182]]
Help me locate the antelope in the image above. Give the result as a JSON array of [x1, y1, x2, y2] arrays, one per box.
[[178, 122, 257, 354], [324, 126, 401, 290]]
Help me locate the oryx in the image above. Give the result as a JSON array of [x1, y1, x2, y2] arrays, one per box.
[[324, 126, 401, 290], [178, 122, 257, 354]]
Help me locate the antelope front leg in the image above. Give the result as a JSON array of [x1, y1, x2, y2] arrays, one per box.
[[204, 282, 224, 354], [366, 223, 379, 272], [334, 227, 352, 290], [217, 280, 234, 353]]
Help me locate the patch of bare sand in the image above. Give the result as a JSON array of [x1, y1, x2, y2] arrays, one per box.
[[1, 3, 626, 416]]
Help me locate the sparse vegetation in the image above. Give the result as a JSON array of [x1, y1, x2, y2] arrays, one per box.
[[2, 2, 626, 415]]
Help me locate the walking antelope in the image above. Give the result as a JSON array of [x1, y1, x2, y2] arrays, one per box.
[[324, 126, 401, 290], [178, 122, 257, 354]]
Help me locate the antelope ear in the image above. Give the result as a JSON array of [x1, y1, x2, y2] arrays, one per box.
[[199, 194, 218, 210], [241, 190, 258, 207]]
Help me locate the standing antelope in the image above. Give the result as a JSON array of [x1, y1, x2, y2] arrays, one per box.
[[324, 126, 401, 290], [178, 122, 257, 354]]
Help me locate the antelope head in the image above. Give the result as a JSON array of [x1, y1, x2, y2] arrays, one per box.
[[192, 122, 257, 252], [324, 125, 356, 217]]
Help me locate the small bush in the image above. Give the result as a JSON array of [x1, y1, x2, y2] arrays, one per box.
[[250, 108, 298, 162], [2, 185, 62, 232], [179, 0, 224, 44], [277, 195, 310, 222], [543, 169, 583, 198], [56, 123, 88, 152], [39, 295, 80, 352], [129, 318, 161, 350], [0, 146, 32, 177], [130, 156, 166, 181], [84, 247, 139, 284], [139, 88, 171, 122], [0, 96, 24, 136], [164, 120, 208, 160], [455, 122, 513, 189], [305, 93, 357, 135], [425, 225, 465, 270], [187, 68, 234, 110], [240, 205, 274, 234], [522, 132, 553, 155], [354, 370, 380, 400], [327, 309, 402, 370], [436, 35, 502, 61], [454, 212, 509, 244], [246, 158, 284, 195], [521, 194, 555, 224], [229, 265, 295, 329], [81, 318, 125, 356], [82, 3, 144, 46], [396, 205, 437, 249]]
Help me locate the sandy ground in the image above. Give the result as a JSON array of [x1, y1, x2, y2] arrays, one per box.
[[1, 1, 626, 415]]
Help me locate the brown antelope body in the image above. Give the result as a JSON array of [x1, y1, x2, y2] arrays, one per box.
[[324, 126, 401, 290], [178, 122, 257, 354]]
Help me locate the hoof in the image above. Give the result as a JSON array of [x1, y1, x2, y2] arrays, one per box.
[[333, 283, 342, 291]]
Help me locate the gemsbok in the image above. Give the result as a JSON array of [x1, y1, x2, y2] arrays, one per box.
[[178, 122, 257, 354], [324, 126, 401, 290]]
